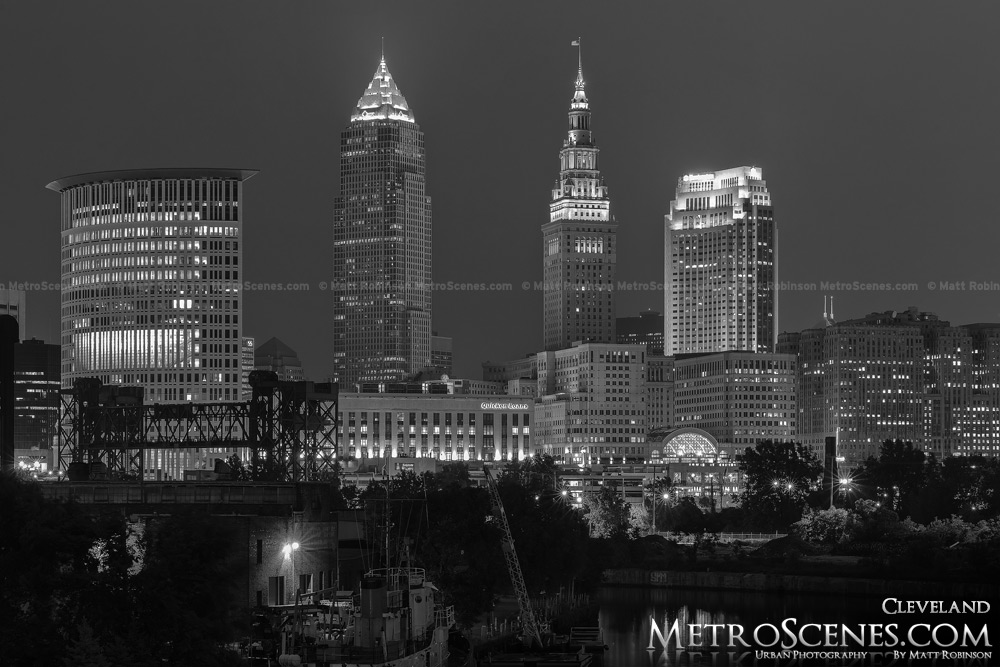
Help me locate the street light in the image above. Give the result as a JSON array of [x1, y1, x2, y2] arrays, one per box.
[[838, 477, 853, 502], [283, 542, 299, 602], [650, 492, 670, 535]]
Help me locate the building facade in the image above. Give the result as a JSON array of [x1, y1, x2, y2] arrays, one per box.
[[430, 334, 453, 378], [617, 310, 664, 355], [780, 308, 1000, 465], [255, 337, 304, 382], [964, 324, 1000, 456], [664, 166, 777, 356], [542, 57, 617, 351], [48, 168, 255, 403], [333, 57, 432, 389], [13, 339, 60, 450], [0, 288, 26, 338], [339, 391, 534, 462], [646, 353, 674, 431], [645, 427, 743, 510], [534, 342, 646, 464], [672, 351, 796, 449], [241, 336, 254, 401], [42, 481, 344, 608], [483, 355, 537, 384], [779, 309, 925, 466]]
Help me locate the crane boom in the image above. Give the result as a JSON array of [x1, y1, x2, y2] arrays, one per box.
[[484, 466, 543, 648]]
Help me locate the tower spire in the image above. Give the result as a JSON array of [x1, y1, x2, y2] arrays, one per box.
[[572, 37, 584, 90], [381, 36, 384, 62]]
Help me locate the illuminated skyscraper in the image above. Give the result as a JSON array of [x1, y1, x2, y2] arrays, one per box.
[[48, 168, 256, 403], [779, 307, 1000, 465], [664, 166, 777, 356], [542, 51, 616, 351], [333, 56, 432, 389]]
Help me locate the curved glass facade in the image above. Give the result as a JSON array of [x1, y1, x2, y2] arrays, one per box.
[[50, 169, 256, 403]]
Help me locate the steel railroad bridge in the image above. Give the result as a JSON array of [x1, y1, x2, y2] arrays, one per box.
[[56, 371, 338, 483]]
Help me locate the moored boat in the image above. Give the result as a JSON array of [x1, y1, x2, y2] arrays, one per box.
[[276, 566, 455, 667]]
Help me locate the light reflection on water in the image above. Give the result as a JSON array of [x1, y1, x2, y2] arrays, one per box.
[[598, 586, 878, 667]]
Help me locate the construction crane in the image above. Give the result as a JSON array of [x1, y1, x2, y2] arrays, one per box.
[[483, 466, 544, 649]]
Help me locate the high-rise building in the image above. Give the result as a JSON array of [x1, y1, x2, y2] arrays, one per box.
[[534, 342, 646, 464], [430, 333, 453, 378], [48, 168, 256, 403], [0, 288, 26, 338], [542, 53, 616, 351], [255, 337, 304, 382], [672, 351, 796, 448], [779, 307, 929, 466], [617, 310, 664, 355], [664, 166, 777, 356], [333, 56, 432, 390], [13, 339, 60, 449], [781, 310, 1000, 464], [964, 324, 1000, 455]]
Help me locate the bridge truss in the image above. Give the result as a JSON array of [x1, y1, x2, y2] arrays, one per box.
[[56, 372, 338, 482]]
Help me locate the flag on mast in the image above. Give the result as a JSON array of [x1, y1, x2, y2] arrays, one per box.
[[571, 39, 580, 46]]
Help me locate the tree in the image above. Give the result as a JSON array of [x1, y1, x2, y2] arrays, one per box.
[[63, 620, 112, 667], [736, 440, 823, 530], [852, 440, 930, 518], [131, 512, 247, 666], [583, 486, 636, 538], [793, 507, 857, 545], [496, 468, 589, 596], [419, 484, 503, 628], [662, 497, 709, 534], [351, 465, 589, 628], [0, 471, 106, 666], [225, 454, 250, 481], [500, 453, 560, 495]]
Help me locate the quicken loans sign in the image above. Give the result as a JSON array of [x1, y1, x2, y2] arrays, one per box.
[[480, 402, 530, 411]]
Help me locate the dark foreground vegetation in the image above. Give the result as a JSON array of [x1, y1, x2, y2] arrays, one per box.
[[4, 440, 998, 665]]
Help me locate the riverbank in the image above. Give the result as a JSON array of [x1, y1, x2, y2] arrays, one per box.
[[602, 568, 1000, 599]]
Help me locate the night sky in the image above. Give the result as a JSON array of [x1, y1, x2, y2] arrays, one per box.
[[3, 1, 1000, 380]]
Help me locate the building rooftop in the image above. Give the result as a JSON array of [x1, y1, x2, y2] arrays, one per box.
[[46, 168, 259, 192], [351, 57, 414, 123]]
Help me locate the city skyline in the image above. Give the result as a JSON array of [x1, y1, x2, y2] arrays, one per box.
[[4, 2, 1000, 380]]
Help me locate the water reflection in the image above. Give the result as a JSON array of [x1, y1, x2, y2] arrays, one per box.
[[598, 586, 882, 667]]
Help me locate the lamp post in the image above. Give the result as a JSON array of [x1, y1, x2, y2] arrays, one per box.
[[283, 541, 299, 603], [838, 477, 853, 504], [651, 491, 669, 535]]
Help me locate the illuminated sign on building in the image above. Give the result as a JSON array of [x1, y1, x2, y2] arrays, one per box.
[[480, 402, 530, 411]]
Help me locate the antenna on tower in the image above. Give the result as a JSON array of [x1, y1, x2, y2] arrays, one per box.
[[571, 37, 583, 77], [830, 296, 835, 320], [381, 36, 385, 61], [823, 296, 828, 319]]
